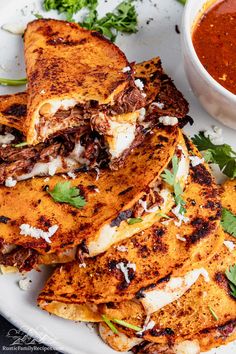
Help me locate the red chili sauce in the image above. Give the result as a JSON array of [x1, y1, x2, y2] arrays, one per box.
[[192, 0, 236, 95]]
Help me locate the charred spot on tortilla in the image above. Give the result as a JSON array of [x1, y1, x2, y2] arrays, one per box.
[[0, 216, 11, 224]]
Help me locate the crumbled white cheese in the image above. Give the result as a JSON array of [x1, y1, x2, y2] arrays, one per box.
[[223, 240, 235, 252], [117, 245, 128, 252], [136, 316, 155, 335], [67, 171, 76, 179], [39, 98, 77, 117], [5, 177, 17, 187], [19, 224, 59, 243], [48, 157, 62, 176], [1, 144, 7, 148], [159, 116, 178, 126], [0, 133, 15, 144], [151, 102, 165, 110], [2, 22, 26, 35], [189, 155, 204, 167], [204, 126, 223, 145], [95, 167, 100, 181], [176, 234, 186, 242], [142, 93, 147, 98], [122, 66, 131, 73], [116, 262, 136, 284], [139, 108, 146, 122], [40, 89, 46, 94], [79, 263, 86, 268], [200, 269, 210, 282], [172, 204, 189, 227], [138, 199, 159, 214], [135, 79, 144, 91], [108, 120, 136, 159], [44, 177, 50, 182], [19, 277, 31, 291]]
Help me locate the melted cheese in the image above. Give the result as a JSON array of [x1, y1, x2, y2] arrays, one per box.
[[140, 268, 210, 315], [107, 120, 136, 159]]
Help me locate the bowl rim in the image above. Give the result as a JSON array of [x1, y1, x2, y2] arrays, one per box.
[[182, 0, 236, 102]]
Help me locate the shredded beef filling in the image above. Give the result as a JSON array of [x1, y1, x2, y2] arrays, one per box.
[[0, 247, 38, 272]]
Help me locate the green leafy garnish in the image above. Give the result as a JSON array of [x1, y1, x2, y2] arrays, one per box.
[[208, 306, 218, 321], [101, 315, 118, 334], [156, 212, 170, 219], [221, 208, 236, 238], [176, 0, 186, 4], [34, 13, 44, 19], [43, 0, 98, 21], [80, 0, 138, 42], [0, 78, 27, 86], [192, 132, 236, 178], [127, 217, 143, 225], [48, 181, 86, 209], [113, 318, 142, 332], [161, 155, 186, 213], [14, 141, 28, 148], [225, 265, 236, 299]]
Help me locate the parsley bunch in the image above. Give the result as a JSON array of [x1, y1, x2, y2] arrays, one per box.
[[48, 181, 86, 209], [161, 155, 186, 213], [43, 0, 98, 21], [226, 265, 236, 299], [80, 1, 138, 42], [192, 132, 236, 178], [221, 208, 236, 238]]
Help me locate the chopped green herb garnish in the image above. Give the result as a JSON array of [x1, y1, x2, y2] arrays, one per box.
[[43, 0, 98, 21], [101, 315, 118, 334], [34, 13, 43, 19], [221, 208, 236, 238], [113, 318, 142, 332], [208, 306, 218, 321], [14, 142, 28, 148], [127, 217, 143, 225], [225, 265, 236, 299], [48, 181, 86, 209], [176, 0, 186, 4], [80, 0, 138, 42], [192, 132, 236, 178], [156, 212, 170, 219], [0, 78, 27, 86], [161, 155, 186, 213]]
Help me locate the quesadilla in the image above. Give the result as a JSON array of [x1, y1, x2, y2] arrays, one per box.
[[0, 58, 189, 184], [0, 126, 188, 272], [97, 178, 236, 353], [127, 232, 236, 354], [37, 138, 222, 330]]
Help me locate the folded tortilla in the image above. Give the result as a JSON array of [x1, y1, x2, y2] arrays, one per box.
[[0, 57, 189, 184], [23, 19, 147, 153], [37, 139, 222, 329], [0, 126, 184, 271]]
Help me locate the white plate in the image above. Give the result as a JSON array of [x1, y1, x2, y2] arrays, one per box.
[[0, 1, 235, 353]]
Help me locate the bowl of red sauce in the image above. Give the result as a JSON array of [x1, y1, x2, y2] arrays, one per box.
[[182, 0, 236, 129]]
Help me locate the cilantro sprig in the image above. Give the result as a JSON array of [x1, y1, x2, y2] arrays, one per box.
[[43, 0, 138, 42], [221, 208, 236, 238], [192, 132, 236, 178], [225, 265, 236, 299], [176, 0, 186, 4], [43, 0, 98, 21], [47, 181, 86, 209], [80, 1, 138, 42], [161, 155, 186, 213]]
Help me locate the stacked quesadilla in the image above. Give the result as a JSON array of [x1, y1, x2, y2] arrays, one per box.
[[0, 18, 235, 354]]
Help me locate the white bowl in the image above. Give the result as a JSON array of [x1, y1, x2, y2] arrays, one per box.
[[181, 0, 236, 129]]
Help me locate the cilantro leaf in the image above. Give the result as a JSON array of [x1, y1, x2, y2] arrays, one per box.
[[43, 0, 98, 21], [176, 0, 186, 4], [161, 155, 186, 213], [80, 0, 138, 42], [48, 181, 86, 209], [127, 218, 143, 225], [221, 208, 236, 238], [225, 265, 236, 298], [192, 132, 236, 178]]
